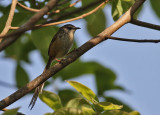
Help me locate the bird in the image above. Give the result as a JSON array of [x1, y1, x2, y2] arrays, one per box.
[[28, 24, 80, 109]]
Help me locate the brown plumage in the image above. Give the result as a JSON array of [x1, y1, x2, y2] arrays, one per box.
[[29, 24, 80, 109]]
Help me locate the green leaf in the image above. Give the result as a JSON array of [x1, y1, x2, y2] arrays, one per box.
[[94, 102, 123, 112], [102, 110, 140, 115], [39, 90, 62, 111], [150, 0, 160, 18], [53, 107, 83, 115], [82, 0, 96, 6], [66, 98, 95, 115], [129, 111, 141, 115], [94, 62, 124, 95], [58, 89, 82, 106], [5, 33, 35, 63], [44, 113, 53, 115], [66, 98, 90, 108], [31, 26, 59, 59], [111, 0, 134, 21], [0, 5, 10, 32], [2, 108, 19, 115], [66, 80, 99, 103], [105, 97, 133, 112], [15, 63, 30, 88], [54, 60, 94, 80], [56, 60, 122, 95], [80, 104, 95, 115], [85, 9, 106, 37]]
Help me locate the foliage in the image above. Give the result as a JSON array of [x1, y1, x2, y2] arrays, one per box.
[[38, 81, 139, 114], [0, 0, 160, 114]]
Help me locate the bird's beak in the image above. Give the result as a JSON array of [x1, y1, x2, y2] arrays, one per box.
[[75, 27, 81, 29]]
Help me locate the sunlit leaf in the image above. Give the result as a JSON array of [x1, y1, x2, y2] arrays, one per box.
[[53, 107, 82, 115], [66, 98, 95, 114], [102, 110, 140, 115], [94, 102, 123, 112], [66, 80, 99, 103], [105, 97, 133, 112], [39, 90, 62, 111], [66, 98, 90, 108], [44, 113, 52, 115], [2, 108, 19, 115], [80, 104, 95, 115]]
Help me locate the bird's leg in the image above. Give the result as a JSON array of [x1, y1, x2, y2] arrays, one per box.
[[55, 58, 61, 62], [55, 58, 65, 64]]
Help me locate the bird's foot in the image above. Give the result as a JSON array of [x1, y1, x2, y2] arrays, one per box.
[[55, 58, 65, 64]]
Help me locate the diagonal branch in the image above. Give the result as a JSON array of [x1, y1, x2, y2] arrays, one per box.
[[107, 36, 160, 43], [0, 0, 58, 52], [131, 19, 160, 31], [0, 0, 17, 42], [0, 0, 146, 110]]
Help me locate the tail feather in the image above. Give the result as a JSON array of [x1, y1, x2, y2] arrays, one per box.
[[28, 57, 53, 110], [28, 83, 44, 110]]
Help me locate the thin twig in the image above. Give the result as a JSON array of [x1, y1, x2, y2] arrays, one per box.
[[107, 36, 160, 43], [52, 0, 81, 13], [0, 0, 145, 109], [17, 0, 81, 14], [131, 19, 160, 31], [17, 1, 39, 12], [0, 0, 17, 42], [4, 0, 104, 32], [9, 0, 107, 30]]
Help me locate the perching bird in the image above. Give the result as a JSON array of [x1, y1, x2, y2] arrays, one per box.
[[29, 24, 80, 109]]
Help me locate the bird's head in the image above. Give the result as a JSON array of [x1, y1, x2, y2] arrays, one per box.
[[61, 24, 80, 33]]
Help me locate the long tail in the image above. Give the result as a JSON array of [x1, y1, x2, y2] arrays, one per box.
[[28, 58, 52, 110]]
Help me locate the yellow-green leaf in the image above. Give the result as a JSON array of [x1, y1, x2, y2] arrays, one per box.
[[53, 107, 82, 115], [39, 90, 62, 111], [66, 80, 99, 103], [102, 110, 140, 115], [94, 102, 123, 112], [2, 108, 19, 115], [66, 98, 90, 108]]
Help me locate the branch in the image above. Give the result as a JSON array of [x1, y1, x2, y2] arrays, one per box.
[[17, 1, 39, 12], [107, 36, 160, 43], [52, 0, 81, 13], [0, 0, 145, 109], [35, 0, 108, 28], [0, 0, 58, 52], [0, 0, 17, 42], [44, 0, 106, 24], [131, 19, 160, 31], [17, 0, 80, 14], [9, 0, 106, 30]]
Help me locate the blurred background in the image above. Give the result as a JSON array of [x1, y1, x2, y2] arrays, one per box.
[[0, 0, 160, 115]]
